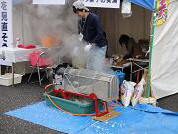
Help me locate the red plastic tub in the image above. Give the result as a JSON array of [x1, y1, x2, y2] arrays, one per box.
[[18, 44, 36, 49]]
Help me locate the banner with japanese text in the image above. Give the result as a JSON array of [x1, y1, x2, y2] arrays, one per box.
[[83, 0, 120, 8], [0, 0, 13, 47], [33, 0, 65, 5]]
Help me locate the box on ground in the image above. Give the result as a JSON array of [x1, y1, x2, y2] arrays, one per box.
[[0, 73, 22, 86]]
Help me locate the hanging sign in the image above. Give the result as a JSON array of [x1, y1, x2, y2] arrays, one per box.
[[0, 0, 13, 47], [156, 0, 169, 26], [33, 0, 65, 5], [83, 0, 120, 8]]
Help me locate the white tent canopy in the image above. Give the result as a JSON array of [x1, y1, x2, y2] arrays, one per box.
[[152, 1, 178, 99]]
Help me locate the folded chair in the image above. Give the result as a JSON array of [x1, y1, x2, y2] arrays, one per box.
[[28, 51, 52, 86]]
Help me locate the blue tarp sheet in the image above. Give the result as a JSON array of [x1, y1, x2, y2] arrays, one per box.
[[5, 101, 178, 134], [130, 0, 154, 10]]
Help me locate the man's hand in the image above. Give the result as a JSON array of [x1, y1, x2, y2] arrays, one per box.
[[84, 44, 92, 52]]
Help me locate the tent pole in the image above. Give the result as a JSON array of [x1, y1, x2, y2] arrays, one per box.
[[144, 0, 157, 98]]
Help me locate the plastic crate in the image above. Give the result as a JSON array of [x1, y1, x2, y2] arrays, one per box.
[[0, 73, 22, 86], [44, 92, 102, 114]]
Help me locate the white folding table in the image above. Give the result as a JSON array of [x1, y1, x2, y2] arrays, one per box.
[[0, 47, 41, 86]]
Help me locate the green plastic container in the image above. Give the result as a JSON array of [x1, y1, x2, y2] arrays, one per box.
[[44, 92, 102, 114]]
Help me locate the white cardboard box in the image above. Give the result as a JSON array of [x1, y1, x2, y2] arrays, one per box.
[[0, 73, 22, 86]]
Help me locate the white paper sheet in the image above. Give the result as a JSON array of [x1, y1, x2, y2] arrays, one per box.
[[0, 0, 13, 47], [33, 0, 65, 5], [83, 0, 120, 8]]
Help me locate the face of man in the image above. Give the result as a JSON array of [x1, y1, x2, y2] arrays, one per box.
[[75, 10, 85, 18]]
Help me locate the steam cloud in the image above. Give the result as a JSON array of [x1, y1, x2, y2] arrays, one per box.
[[13, 0, 82, 65], [13, 0, 112, 73]]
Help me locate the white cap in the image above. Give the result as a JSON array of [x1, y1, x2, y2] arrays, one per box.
[[72, 0, 89, 11]]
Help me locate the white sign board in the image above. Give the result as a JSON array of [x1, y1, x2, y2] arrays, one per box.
[[83, 0, 120, 8], [0, 0, 13, 47], [33, 0, 65, 5]]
